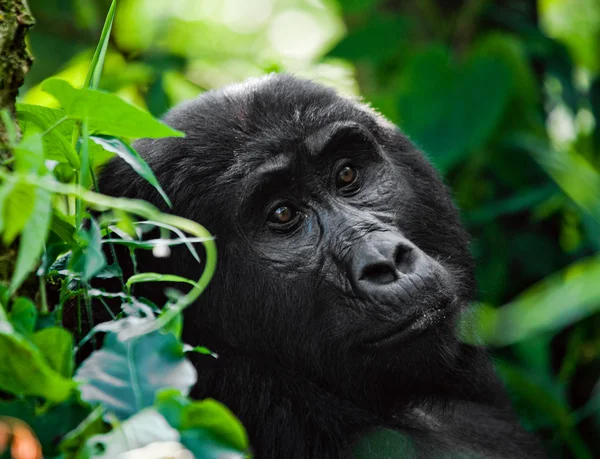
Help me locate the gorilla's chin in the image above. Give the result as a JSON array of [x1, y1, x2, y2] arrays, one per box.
[[362, 299, 456, 350]]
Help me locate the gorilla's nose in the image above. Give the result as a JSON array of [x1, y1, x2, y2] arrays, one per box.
[[352, 234, 415, 288]]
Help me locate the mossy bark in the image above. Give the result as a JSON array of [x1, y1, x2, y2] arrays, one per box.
[[0, 0, 34, 142], [0, 0, 34, 291]]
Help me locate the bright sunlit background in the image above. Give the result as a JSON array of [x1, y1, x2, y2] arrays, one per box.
[[19, 0, 600, 457]]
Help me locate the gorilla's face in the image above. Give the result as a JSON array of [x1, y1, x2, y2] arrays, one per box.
[[102, 75, 475, 389], [230, 121, 459, 352]]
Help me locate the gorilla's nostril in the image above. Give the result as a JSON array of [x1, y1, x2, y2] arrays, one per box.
[[361, 263, 397, 285], [394, 246, 414, 274]]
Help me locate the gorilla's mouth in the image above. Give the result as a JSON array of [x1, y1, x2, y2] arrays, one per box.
[[362, 305, 451, 349]]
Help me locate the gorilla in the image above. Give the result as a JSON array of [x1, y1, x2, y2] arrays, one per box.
[[98, 75, 544, 458]]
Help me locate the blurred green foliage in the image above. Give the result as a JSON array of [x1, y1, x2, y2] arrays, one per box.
[[5, 0, 600, 457]]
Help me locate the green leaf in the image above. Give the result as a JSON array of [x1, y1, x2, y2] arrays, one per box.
[[396, 44, 511, 171], [50, 213, 77, 245], [182, 398, 248, 451], [514, 135, 600, 226], [463, 256, 600, 346], [336, 0, 385, 14], [75, 318, 197, 420], [190, 346, 217, 358], [31, 327, 74, 377], [180, 429, 246, 459], [87, 136, 116, 168], [13, 129, 45, 174], [540, 0, 600, 72], [126, 272, 199, 291], [41, 79, 184, 139], [0, 325, 75, 402], [154, 391, 247, 458], [0, 180, 35, 245], [82, 409, 180, 458], [10, 185, 53, 294], [327, 16, 409, 62], [70, 218, 106, 282], [91, 135, 172, 207], [464, 185, 557, 225], [53, 162, 76, 183], [16, 103, 80, 169], [84, 0, 117, 89], [79, 118, 92, 198], [8, 297, 37, 335]]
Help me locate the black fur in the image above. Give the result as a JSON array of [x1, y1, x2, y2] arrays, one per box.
[[98, 75, 545, 458]]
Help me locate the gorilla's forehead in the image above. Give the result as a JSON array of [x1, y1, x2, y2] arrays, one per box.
[[161, 74, 397, 194], [197, 76, 388, 178]]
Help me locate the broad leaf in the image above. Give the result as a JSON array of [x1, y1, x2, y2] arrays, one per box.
[[0, 324, 75, 402], [8, 297, 37, 335], [182, 398, 248, 452], [155, 390, 248, 458], [41, 79, 184, 139], [327, 16, 409, 62], [16, 103, 80, 169], [31, 327, 74, 377], [396, 44, 511, 171], [75, 319, 197, 420]]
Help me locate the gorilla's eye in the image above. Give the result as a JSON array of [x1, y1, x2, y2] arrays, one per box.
[[269, 205, 297, 224], [336, 165, 358, 188]]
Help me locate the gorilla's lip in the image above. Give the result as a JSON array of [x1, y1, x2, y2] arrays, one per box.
[[362, 306, 450, 349]]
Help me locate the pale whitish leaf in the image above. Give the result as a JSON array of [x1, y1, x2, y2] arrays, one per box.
[[75, 320, 197, 420], [83, 409, 179, 458]]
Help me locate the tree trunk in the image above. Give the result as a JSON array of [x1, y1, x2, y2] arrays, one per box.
[[0, 0, 34, 289], [0, 0, 34, 143]]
